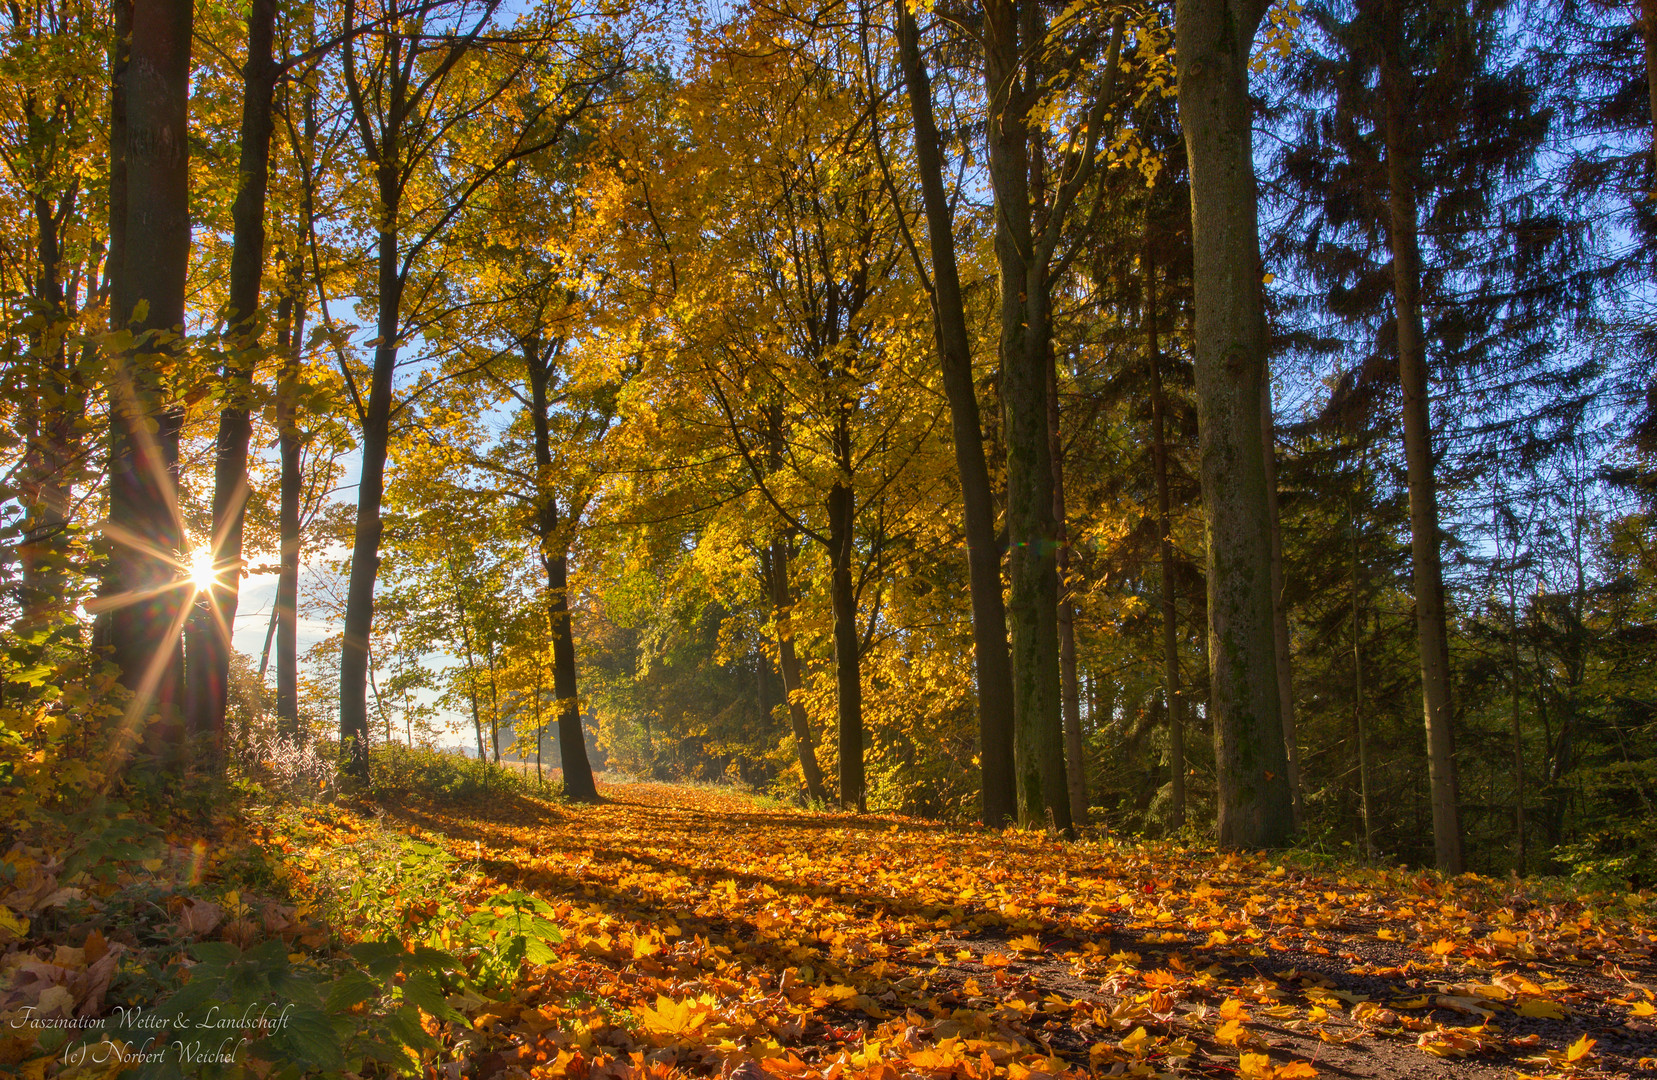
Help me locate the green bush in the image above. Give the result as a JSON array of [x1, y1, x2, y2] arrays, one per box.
[[365, 743, 559, 803]]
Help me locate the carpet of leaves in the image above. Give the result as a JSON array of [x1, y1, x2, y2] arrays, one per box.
[[376, 783, 1657, 1080]]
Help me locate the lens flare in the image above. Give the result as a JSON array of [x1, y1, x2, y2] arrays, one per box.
[[189, 548, 218, 593]]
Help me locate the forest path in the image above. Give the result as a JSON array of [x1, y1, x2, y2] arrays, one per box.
[[388, 781, 1656, 1080]]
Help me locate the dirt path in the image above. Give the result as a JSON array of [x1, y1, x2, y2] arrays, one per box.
[[389, 782, 1657, 1080]]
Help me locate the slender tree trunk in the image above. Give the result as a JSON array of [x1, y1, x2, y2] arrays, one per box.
[[1175, 0, 1294, 848], [1261, 377, 1302, 829], [455, 589, 486, 762], [257, 600, 277, 680], [1508, 586, 1526, 875], [1350, 466, 1376, 860], [185, 0, 279, 752], [767, 539, 828, 802], [534, 663, 545, 785], [522, 335, 599, 801], [486, 637, 502, 764], [1048, 352, 1086, 828], [19, 192, 77, 636], [827, 480, 865, 811], [105, 0, 193, 755], [894, 0, 1016, 826], [547, 550, 598, 801], [1380, 0, 1463, 873], [338, 224, 399, 778], [1146, 239, 1186, 830], [274, 270, 305, 740]]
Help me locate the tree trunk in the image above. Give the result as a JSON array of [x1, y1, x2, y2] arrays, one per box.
[[18, 191, 77, 637], [338, 222, 399, 779], [1508, 583, 1526, 875], [105, 0, 193, 755], [456, 587, 487, 762], [534, 663, 545, 784], [185, 0, 279, 751], [827, 480, 865, 811], [1146, 239, 1186, 830], [547, 550, 598, 801], [1174, 0, 1294, 849], [274, 269, 304, 740], [767, 538, 828, 802], [1261, 377, 1302, 829], [487, 637, 502, 764], [894, 0, 1016, 827], [1350, 466, 1376, 860], [522, 335, 599, 802], [1048, 351, 1086, 828], [983, 0, 1067, 830], [1380, 0, 1463, 873]]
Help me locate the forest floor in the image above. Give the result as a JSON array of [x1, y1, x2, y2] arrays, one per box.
[[371, 781, 1657, 1080]]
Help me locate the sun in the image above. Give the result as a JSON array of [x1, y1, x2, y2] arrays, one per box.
[[188, 548, 218, 593]]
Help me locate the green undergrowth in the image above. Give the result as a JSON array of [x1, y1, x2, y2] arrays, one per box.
[[2, 750, 567, 1080], [363, 743, 564, 805]]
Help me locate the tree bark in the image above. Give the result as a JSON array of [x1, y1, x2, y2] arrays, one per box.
[[185, 0, 280, 751], [455, 585, 487, 763], [983, 0, 1067, 830], [487, 637, 503, 763], [1350, 461, 1376, 860], [1261, 377, 1302, 829], [1380, 0, 1463, 873], [894, 0, 1016, 827], [766, 539, 828, 802], [523, 335, 599, 802], [1146, 238, 1186, 830], [18, 186, 78, 637], [1175, 0, 1295, 848], [338, 223, 399, 778], [1507, 578, 1526, 875], [827, 480, 865, 810], [1048, 351, 1086, 828], [547, 550, 598, 800], [274, 266, 305, 740], [105, 0, 193, 754]]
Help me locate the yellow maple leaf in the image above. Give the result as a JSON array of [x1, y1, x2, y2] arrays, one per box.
[[1215, 1019, 1248, 1046], [635, 995, 712, 1036], [1566, 1035, 1595, 1063], [1515, 997, 1566, 1020]]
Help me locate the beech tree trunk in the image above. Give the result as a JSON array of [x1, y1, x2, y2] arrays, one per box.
[[894, 0, 1016, 827], [1047, 352, 1086, 828], [1350, 470, 1376, 860], [827, 479, 865, 811], [1380, 0, 1463, 873], [766, 538, 828, 802], [19, 188, 79, 637], [1146, 239, 1186, 830], [1175, 0, 1295, 848], [1261, 379, 1302, 829], [274, 269, 304, 740], [185, 0, 280, 750], [547, 551, 598, 800], [338, 220, 399, 778], [523, 335, 599, 802], [105, 0, 193, 752]]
